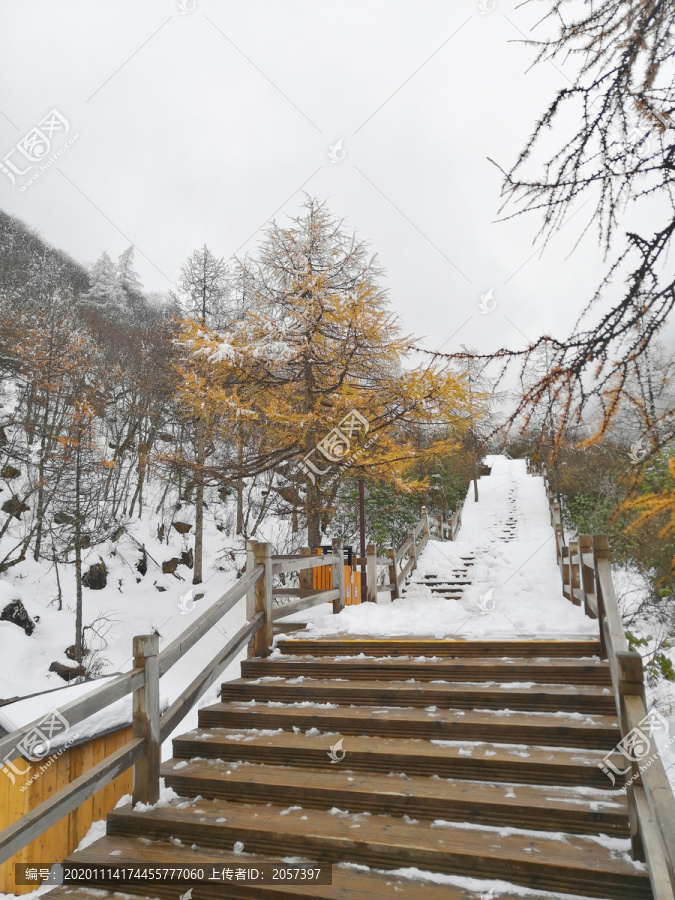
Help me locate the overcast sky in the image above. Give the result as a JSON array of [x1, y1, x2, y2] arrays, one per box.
[[1, 0, 670, 363]]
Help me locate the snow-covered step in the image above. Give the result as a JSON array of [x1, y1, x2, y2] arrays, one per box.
[[274, 637, 604, 658], [241, 654, 612, 685], [161, 759, 629, 836], [198, 700, 621, 750], [220, 675, 617, 714], [172, 727, 628, 788], [105, 799, 652, 899], [47, 836, 576, 899]]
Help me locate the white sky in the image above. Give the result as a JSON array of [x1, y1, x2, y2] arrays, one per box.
[[1, 0, 671, 360]]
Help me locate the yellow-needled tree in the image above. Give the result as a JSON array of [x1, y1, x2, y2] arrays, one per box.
[[175, 198, 475, 547]]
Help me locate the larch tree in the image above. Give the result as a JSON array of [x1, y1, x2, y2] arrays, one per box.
[[475, 0, 675, 454], [176, 197, 472, 548], [85, 251, 125, 311]]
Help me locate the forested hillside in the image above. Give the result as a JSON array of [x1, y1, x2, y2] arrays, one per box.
[[0, 200, 476, 700]]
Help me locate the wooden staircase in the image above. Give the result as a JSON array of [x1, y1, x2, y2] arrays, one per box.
[[47, 636, 653, 900]]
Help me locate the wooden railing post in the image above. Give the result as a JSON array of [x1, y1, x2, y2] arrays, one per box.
[[568, 539, 581, 606], [593, 534, 609, 659], [299, 546, 313, 591], [132, 634, 160, 806], [617, 650, 648, 862], [421, 506, 430, 539], [387, 548, 399, 600], [366, 543, 377, 603], [246, 540, 258, 658], [331, 538, 346, 613], [253, 542, 273, 657], [409, 526, 417, 570]]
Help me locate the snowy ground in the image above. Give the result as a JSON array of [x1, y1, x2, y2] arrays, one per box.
[[292, 456, 598, 640]]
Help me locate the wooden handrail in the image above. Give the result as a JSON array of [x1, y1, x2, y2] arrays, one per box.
[[0, 667, 145, 765], [0, 738, 145, 865], [531, 459, 675, 897], [158, 565, 263, 676]]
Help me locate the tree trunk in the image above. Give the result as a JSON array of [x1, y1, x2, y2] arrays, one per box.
[[236, 427, 243, 535], [193, 425, 205, 584], [306, 479, 321, 548], [74, 447, 83, 665], [33, 434, 46, 561]]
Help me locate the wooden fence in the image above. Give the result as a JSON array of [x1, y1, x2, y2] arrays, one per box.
[[0, 726, 132, 894], [0, 501, 455, 878], [530, 460, 675, 900]]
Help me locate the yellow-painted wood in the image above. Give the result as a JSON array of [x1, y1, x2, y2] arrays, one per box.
[[0, 726, 133, 895]]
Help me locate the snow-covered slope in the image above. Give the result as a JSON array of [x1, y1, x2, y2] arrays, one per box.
[[297, 455, 598, 640]]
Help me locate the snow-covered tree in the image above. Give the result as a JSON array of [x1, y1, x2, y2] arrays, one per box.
[[85, 251, 125, 310], [117, 245, 143, 294], [177, 244, 231, 327]]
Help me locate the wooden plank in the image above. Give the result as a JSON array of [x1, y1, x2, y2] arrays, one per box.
[[241, 655, 613, 685], [53, 835, 567, 900], [271, 592, 339, 621], [132, 634, 160, 806], [172, 727, 626, 788], [395, 535, 413, 563], [1, 754, 30, 893], [253, 543, 273, 658], [0, 670, 143, 767], [201, 701, 621, 749], [220, 676, 617, 714], [272, 553, 338, 575], [158, 564, 263, 675], [162, 759, 629, 835], [0, 739, 144, 865], [158, 616, 262, 742], [106, 798, 652, 899], [276, 637, 603, 658], [633, 784, 675, 900], [624, 693, 675, 886]]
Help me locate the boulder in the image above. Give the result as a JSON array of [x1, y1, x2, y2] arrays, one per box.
[[172, 521, 192, 535], [53, 511, 75, 525], [1, 598, 35, 636], [65, 644, 89, 661], [162, 557, 180, 575], [1, 465, 20, 480], [2, 496, 29, 519], [136, 550, 148, 576], [180, 547, 194, 569], [49, 661, 86, 682], [155, 585, 167, 592], [82, 562, 107, 590]]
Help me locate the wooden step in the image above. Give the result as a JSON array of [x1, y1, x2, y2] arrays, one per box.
[[48, 835, 568, 899], [220, 676, 616, 714], [276, 639, 603, 658], [106, 799, 651, 899], [241, 656, 612, 685], [199, 701, 620, 749], [161, 758, 629, 835], [172, 727, 626, 788]]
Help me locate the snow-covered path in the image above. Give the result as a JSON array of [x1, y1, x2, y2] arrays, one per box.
[[296, 456, 598, 640]]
